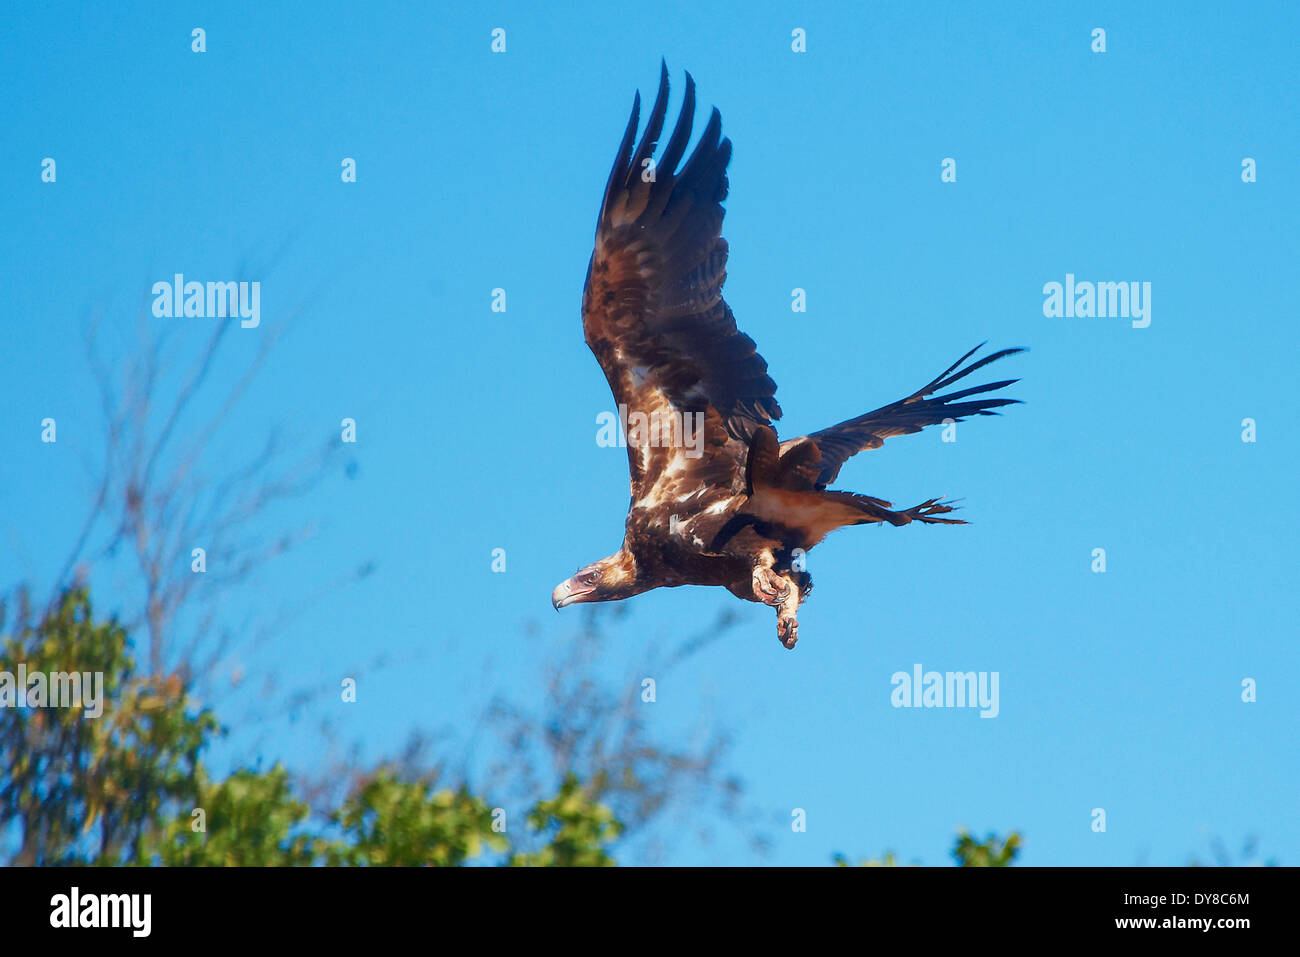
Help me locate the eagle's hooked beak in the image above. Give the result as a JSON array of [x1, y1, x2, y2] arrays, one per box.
[[552, 578, 580, 610]]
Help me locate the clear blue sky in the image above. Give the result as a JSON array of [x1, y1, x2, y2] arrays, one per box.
[[2, 1, 1296, 865]]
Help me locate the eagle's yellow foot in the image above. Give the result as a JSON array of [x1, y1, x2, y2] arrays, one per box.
[[751, 566, 790, 604], [777, 614, 799, 650]]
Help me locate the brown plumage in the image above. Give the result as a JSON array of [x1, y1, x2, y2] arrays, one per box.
[[552, 64, 1023, 649]]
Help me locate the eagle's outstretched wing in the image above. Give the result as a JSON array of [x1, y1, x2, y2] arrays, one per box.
[[582, 64, 781, 497], [778, 344, 1024, 490]]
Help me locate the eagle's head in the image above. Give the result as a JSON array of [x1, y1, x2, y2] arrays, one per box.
[[552, 550, 642, 609]]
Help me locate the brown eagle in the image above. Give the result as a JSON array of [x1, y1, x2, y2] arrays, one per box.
[[552, 65, 1022, 649]]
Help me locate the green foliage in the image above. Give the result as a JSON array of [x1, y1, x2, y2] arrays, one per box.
[[6, 589, 1027, 868], [148, 766, 318, 866], [833, 850, 907, 867], [327, 771, 506, 866], [835, 830, 1023, 867], [2, 589, 625, 867], [1, 589, 215, 865], [509, 773, 622, 867], [952, 830, 1021, 867]]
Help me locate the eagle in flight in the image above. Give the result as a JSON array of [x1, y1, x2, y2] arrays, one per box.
[[552, 65, 1022, 649]]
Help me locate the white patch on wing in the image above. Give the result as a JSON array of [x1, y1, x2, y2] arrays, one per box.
[[633, 479, 671, 510], [674, 483, 709, 503]]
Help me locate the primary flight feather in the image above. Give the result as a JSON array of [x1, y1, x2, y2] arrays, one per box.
[[552, 64, 1023, 650]]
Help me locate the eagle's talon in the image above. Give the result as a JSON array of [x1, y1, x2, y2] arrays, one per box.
[[778, 615, 799, 649], [752, 566, 789, 605]]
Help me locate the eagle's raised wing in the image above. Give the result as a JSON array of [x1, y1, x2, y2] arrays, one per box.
[[582, 65, 781, 497], [779, 344, 1024, 490]]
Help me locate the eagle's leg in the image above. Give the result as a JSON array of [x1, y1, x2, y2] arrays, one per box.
[[750, 554, 802, 650], [775, 586, 801, 650]]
